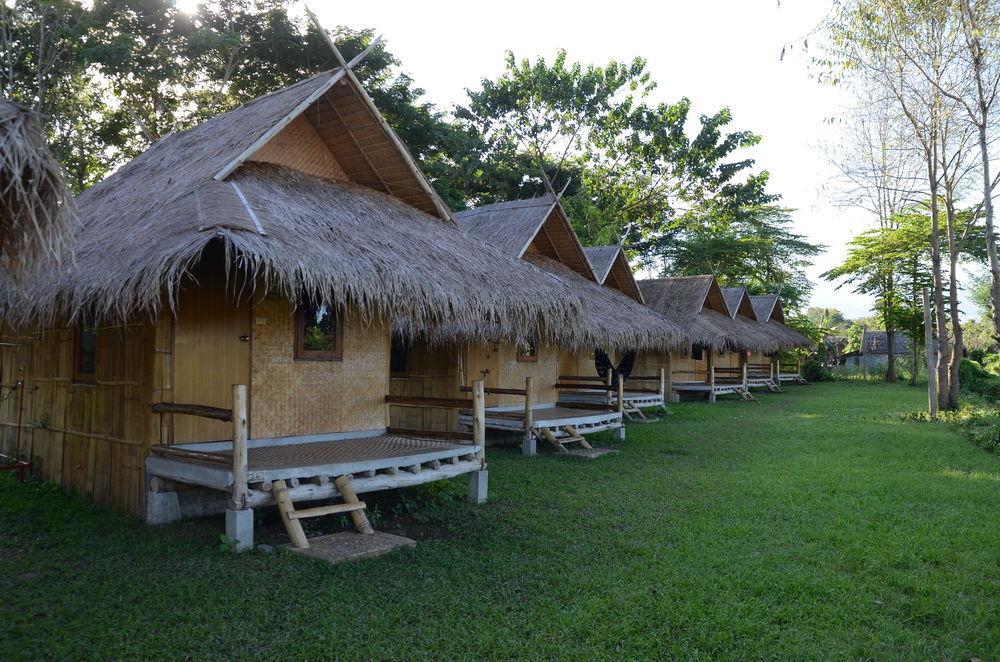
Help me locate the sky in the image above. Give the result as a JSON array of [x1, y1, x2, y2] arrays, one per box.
[[310, 0, 974, 320]]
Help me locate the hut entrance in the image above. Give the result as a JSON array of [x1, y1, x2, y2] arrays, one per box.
[[173, 280, 251, 443], [463, 345, 500, 407]]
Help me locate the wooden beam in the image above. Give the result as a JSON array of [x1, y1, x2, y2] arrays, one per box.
[[523, 376, 534, 442], [151, 402, 232, 422], [473, 380, 485, 465]]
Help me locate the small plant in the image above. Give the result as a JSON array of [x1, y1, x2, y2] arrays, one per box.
[[218, 534, 241, 553]]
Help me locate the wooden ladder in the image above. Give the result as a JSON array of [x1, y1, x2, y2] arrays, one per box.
[[536, 425, 593, 453], [273, 475, 374, 549]]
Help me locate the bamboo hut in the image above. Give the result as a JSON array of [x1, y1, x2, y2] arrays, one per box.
[[638, 276, 754, 402], [562, 244, 669, 419], [0, 99, 73, 274], [0, 66, 595, 550], [749, 294, 813, 384], [719, 286, 780, 393], [409, 194, 688, 456]]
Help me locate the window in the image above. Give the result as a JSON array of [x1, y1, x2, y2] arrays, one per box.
[[516, 338, 538, 362], [691, 344, 704, 361], [74, 324, 97, 383], [295, 300, 343, 361], [390, 335, 409, 374]]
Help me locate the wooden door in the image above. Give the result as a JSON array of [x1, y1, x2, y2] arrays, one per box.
[[172, 280, 251, 443]]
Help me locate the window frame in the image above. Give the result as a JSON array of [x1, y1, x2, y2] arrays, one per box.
[[516, 338, 539, 363], [294, 301, 344, 361]]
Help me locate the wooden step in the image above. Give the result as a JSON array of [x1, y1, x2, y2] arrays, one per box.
[[287, 501, 367, 520]]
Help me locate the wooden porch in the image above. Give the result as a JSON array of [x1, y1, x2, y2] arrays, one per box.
[[556, 369, 667, 421], [455, 377, 623, 457], [146, 383, 488, 551]]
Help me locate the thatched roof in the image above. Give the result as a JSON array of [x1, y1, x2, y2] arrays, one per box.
[[750, 294, 782, 323], [719, 286, 801, 353], [749, 294, 813, 349], [455, 194, 687, 350], [638, 276, 740, 349], [0, 99, 73, 274], [455, 194, 595, 280], [0, 70, 595, 345], [524, 253, 686, 351], [584, 245, 644, 303]]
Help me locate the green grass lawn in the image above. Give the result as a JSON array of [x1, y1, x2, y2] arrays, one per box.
[[2, 381, 999, 659]]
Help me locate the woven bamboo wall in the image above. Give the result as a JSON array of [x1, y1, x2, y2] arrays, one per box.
[[634, 350, 671, 391], [672, 349, 710, 379], [497, 342, 559, 406], [559, 348, 604, 379], [0, 321, 157, 514], [388, 343, 459, 431], [250, 114, 348, 182], [250, 299, 389, 438]]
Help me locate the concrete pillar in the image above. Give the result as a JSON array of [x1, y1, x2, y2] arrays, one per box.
[[616, 425, 626, 441], [225, 508, 254, 552], [467, 469, 488, 504], [145, 490, 181, 525], [521, 435, 537, 456]]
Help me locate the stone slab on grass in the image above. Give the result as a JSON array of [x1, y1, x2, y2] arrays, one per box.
[[284, 531, 416, 565]]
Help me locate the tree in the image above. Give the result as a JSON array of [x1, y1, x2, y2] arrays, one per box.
[[823, 210, 932, 382], [806, 307, 850, 331], [647, 204, 821, 309]]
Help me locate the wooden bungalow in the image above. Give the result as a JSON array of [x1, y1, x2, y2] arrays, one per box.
[[410, 194, 687, 457], [557, 244, 670, 420], [0, 65, 593, 550], [638, 276, 755, 402], [719, 287, 781, 392], [749, 294, 813, 384]]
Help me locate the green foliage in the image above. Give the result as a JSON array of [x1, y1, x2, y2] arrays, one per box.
[[801, 358, 833, 382], [959, 358, 1000, 402], [806, 307, 850, 331]]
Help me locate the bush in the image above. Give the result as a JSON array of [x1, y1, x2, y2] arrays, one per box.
[[959, 358, 1000, 402], [801, 358, 833, 382], [981, 353, 1000, 375]]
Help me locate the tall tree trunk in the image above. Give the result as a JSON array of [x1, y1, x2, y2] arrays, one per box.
[[928, 162, 951, 411], [910, 269, 919, 385], [946, 199, 963, 408], [885, 275, 897, 383]]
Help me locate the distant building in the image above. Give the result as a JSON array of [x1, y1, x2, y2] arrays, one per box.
[[843, 329, 911, 369]]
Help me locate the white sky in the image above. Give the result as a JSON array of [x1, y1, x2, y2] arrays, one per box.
[[315, 0, 977, 320]]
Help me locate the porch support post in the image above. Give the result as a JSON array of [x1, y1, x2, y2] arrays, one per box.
[[708, 351, 717, 403], [468, 380, 488, 504], [616, 375, 626, 440], [522, 376, 536, 456], [225, 384, 253, 551]]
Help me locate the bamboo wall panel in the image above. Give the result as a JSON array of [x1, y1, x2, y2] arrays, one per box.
[[251, 114, 348, 182], [497, 342, 559, 406], [173, 282, 251, 443], [634, 350, 671, 392], [0, 322, 157, 515], [251, 300, 389, 437]]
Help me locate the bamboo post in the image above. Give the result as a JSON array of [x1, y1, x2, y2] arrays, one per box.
[[616, 374, 626, 440], [741, 353, 748, 391], [473, 379, 485, 463], [776, 358, 781, 381], [605, 369, 613, 407], [468, 379, 488, 503], [658, 368, 666, 399], [923, 287, 938, 419], [523, 375, 534, 437], [708, 351, 716, 403], [522, 376, 535, 456], [334, 475, 374, 535], [230, 384, 248, 510]]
